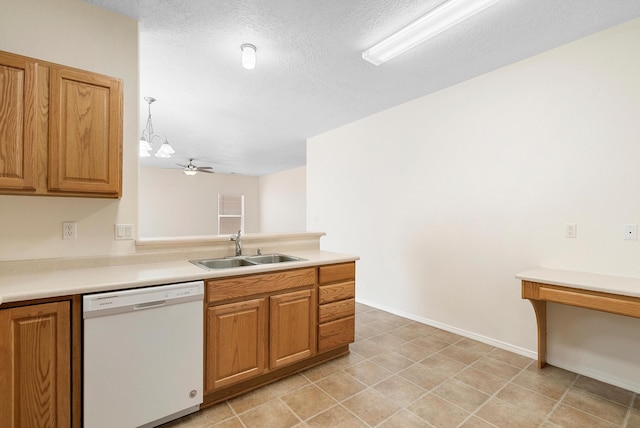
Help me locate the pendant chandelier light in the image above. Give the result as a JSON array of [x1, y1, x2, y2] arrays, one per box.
[[139, 96, 175, 158]]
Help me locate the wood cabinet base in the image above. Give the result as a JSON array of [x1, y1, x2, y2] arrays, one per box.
[[202, 346, 349, 408]]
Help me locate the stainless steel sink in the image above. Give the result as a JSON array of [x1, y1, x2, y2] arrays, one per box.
[[245, 254, 304, 264], [190, 257, 257, 270], [190, 254, 305, 270]]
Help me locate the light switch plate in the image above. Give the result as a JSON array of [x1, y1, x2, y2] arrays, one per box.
[[115, 224, 134, 240]]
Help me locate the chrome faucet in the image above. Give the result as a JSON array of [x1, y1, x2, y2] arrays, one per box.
[[230, 230, 242, 256]]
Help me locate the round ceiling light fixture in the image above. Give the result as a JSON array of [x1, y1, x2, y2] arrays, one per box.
[[241, 43, 256, 70]]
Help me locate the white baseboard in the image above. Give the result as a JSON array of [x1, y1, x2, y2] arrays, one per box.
[[356, 299, 640, 393]]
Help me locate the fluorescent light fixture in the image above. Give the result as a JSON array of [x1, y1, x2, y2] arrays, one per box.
[[241, 44, 256, 70], [362, 0, 501, 65]]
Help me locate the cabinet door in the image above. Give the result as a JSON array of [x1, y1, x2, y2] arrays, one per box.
[[48, 66, 122, 196], [206, 298, 267, 392], [0, 301, 71, 428], [0, 52, 38, 190], [270, 288, 316, 369]]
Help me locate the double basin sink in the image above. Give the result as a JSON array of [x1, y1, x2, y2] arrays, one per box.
[[190, 253, 305, 270]]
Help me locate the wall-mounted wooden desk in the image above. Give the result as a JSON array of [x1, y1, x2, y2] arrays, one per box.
[[516, 268, 640, 368]]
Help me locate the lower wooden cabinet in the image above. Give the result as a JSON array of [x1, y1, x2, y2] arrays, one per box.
[[205, 298, 267, 392], [0, 300, 72, 428], [205, 268, 317, 394], [318, 263, 356, 352], [204, 264, 355, 406], [270, 288, 316, 369]]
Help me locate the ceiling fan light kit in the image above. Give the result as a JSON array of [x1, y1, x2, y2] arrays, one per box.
[[139, 96, 175, 158], [362, 0, 502, 65], [241, 43, 257, 69], [179, 159, 214, 176]]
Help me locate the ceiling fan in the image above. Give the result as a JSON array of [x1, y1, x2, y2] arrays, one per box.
[[177, 159, 214, 176]]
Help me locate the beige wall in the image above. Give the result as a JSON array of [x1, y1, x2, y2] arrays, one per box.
[[0, 0, 139, 261], [259, 166, 307, 233], [308, 18, 640, 391], [138, 166, 260, 237]]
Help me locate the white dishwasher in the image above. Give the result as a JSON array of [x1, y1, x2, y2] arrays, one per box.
[[83, 281, 204, 428]]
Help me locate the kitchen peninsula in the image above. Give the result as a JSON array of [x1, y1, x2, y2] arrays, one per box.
[[0, 232, 358, 427]]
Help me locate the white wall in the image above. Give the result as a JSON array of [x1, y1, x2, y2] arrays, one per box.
[[0, 0, 139, 261], [308, 18, 640, 392], [138, 166, 260, 237], [259, 166, 307, 233]]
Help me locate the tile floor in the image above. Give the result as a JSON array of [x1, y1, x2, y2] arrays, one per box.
[[164, 303, 640, 428]]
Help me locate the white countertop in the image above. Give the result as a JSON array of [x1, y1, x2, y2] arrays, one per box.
[[0, 250, 358, 305], [516, 268, 640, 298]]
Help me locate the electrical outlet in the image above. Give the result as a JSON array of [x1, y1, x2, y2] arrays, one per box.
[[62, 221, 77, 240], [565, 223, 577, 238], [623, 224, 638, 240]]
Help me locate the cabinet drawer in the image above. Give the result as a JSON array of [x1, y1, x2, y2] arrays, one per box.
[[319, 298, 355, 324], [319, 263, 355, 284], [318, 316, 355, 353], [319, 281, 355, 305], [207, 268, 316, 303]]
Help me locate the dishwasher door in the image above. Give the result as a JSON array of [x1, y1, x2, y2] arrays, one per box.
[[83, 281, 204, 428]]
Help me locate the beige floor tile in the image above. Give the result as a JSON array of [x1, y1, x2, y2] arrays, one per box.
[[315, 370, 367, 401], [459, 416, 498, 427], [228, 384, 281, 414], [433, 378, 491, 412], [574, 375, 635, 407], [355, 322, 381, 339], [419, 352, 467, 377], [211, 418, 244, 428], [342, 389, 402, 426], [378, 409, 431, 427], [410, 334, 452, 353], [627, 408, 640, 426], [369, 332, 409, 349], [547, 403, 618, 428], [349, 338, 387, 358], [345, 360, 393, 386], [305, 404, 367, 428], [440, 344, 486, 365], [394, 341, 436, 361], [495, 383, 556, 420], [428, 328, 464, 344], [301, 353, 363, 382], [172, 304, 638, 428], [562, 387, 628, 425], [511, 364, 577, 400], [472, 355, 522, 380], [455, 338, 496, 354], [486, 348, 533, 369], [373, 375, 426, 406], [370, 350, 415, 372], [455, 367, 508, 395], [281, 384, 337, 421], [239, 399, 300, 428], [408, 393, 470, 427], [476, 396, 547, 428], [400, 362, 450, 390]]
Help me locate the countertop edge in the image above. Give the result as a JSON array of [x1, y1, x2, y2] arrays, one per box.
[[516, 267, 640, 298], [0, 250, 359, 306]]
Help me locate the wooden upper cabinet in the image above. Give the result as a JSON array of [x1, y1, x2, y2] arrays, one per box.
[[0, 52, 38, 190], [0, 50, 123, 198], [48, 66, 122, 196]]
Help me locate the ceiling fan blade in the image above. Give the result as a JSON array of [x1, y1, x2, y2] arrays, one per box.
[[198, 169, 215, 174], [196, 166, 213, 170], [176, 163, 188, 168]]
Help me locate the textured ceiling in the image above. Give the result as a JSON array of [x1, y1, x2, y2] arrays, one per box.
[[82, 0, 640, 176]]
